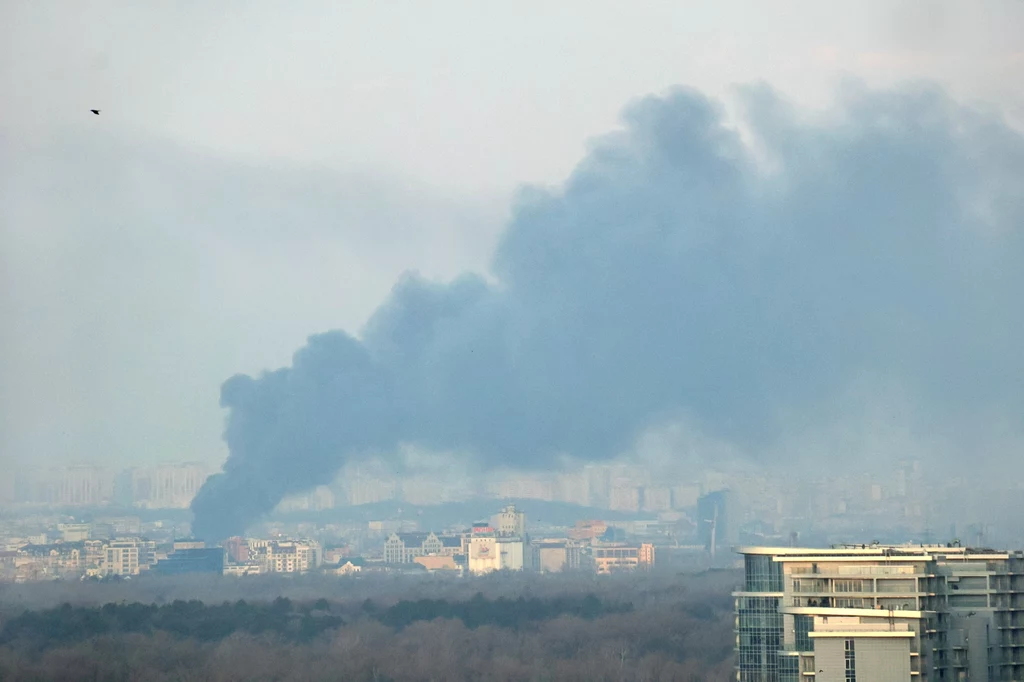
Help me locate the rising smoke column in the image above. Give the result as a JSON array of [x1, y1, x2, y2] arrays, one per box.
[[191, 83, 1024, 541]]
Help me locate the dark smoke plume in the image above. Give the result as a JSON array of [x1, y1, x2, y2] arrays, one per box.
[[191, 83, 1024, 540]]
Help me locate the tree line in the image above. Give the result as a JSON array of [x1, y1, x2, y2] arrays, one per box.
[[0, 570, 740, 681], [0, 592, 631, 649]]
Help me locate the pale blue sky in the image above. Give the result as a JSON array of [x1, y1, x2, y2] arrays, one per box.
[[1, 0, 1022, 470]]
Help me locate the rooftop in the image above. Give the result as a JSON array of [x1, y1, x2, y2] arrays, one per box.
[[736, 544, 1015, 560]]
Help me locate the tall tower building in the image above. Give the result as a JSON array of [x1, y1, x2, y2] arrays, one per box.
[[697, 489, 737, 557]]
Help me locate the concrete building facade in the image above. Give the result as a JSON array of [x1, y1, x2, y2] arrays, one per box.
[[734, 544, 1024, 682], [383, 532, 444, 563], [592, 542, 655, 574], [491, 505, 527, 538], [533, 539, 583, 573], [468, 535, 526, 574]]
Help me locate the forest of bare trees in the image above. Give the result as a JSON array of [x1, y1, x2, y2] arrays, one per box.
[[0, 569, 738, 682]]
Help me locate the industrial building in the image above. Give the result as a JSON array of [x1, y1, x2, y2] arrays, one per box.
[[734, 544, 1024, 681]]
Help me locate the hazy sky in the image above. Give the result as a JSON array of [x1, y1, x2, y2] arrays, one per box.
[[2, 1, 1023, 471]]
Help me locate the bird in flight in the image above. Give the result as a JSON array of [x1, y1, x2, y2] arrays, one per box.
[[90, 109, 101, 115]]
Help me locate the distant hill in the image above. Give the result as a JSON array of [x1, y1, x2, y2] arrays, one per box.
[[271, 498, 652, 531]]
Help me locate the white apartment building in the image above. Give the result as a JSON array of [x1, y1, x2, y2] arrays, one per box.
[[104, 541, 140, 576], [249, 539, 322, 574], [735, 544, 1024, 682]]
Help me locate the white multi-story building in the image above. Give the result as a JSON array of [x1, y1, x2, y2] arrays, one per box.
[[104, 541, 140, 576], [250, 539, 322, 574], [735, 544, 1024, 682]]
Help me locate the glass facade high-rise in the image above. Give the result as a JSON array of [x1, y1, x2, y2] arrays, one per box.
[[734, 544, 1024, 682]]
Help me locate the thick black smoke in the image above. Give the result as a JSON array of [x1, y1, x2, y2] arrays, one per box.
[[191, 83, 1024, 540]]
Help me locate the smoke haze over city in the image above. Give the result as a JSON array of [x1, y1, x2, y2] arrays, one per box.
[[191, 83, 1024, 540], [1, 2, 1023, 541], [9, 8, 1024, 682]]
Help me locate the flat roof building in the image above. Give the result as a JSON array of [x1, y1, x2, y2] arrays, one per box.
[[734, 544, 1024, 681]]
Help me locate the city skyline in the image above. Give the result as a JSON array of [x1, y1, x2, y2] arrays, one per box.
[[4, 4, 1024, 681], [6, 454, 1024, 552]]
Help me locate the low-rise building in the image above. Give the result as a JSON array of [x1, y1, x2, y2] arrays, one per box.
[[153, 547, 224, 575], [592, 542, 655, 574], [533, 539, 583, 573], [223, 563, 262, 576], [414, 555, 462, 575]]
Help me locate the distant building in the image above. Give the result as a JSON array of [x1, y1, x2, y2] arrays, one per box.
[[345, 477, 397, 506], [58, 524, 91, 542], [641, 486, 672, 513], [414, 555, 461, 574], [97, 516, 142, 536], [697, 489, 737, 558], [130, 463, 209, 509], [592, 542, 655, 574], [327, 557, 366, 576], [533, 539, 583, 573], [609, 485, 641, 513], [468, 534, 500, 574], [223, 536, 249, 564], [223, 563, 262, 576], [276, 486, 335, 512], [153, 547, 224, 575], [59, 466, 116, 507], [468, 535, 526, 574], [555, 472, 591, 507], [491, 505, 527, 538], [497, 538, 526, 572], [104, 541, 140, 576], [439, 535, 465, 556], [638, 542, 656, 567], [383, 532, 444, 563], [569, 520, 608, 542], [322, 547, 351, 565], [248, 539, 322, 574], [493, 475, 555, 501], [670, 484, 701, 509]]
